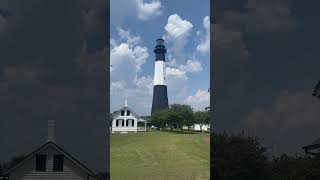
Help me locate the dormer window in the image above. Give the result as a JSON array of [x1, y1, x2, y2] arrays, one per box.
[[53, 155, 64, 171], [35, 154, 47, 172], [127, 110, 130, 116], [121, 110, 125, 116]]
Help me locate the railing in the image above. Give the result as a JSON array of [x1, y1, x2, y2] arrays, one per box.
[[137, 127, 146, 131]]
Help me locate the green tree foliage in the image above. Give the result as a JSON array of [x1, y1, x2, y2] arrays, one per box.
[[170, 104, 194, 130], [213, 133, 270, 180], [151, 108, 170, 130], [0, 154, 25, 176], [150, 104, 194, 131], [270, 154, 320, 179], [213, 132, 320, 179]]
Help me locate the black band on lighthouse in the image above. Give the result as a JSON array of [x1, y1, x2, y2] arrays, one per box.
[[151, 85, 169, 114], [154, 45, 166, 61]]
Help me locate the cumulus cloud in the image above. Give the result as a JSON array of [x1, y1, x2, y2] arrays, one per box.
[[111, 0, 162, 26], [117, 28, 141, 46], [179, 59, 203, 73], [166, 67, 188, 80], [246, 0, 296, 32], [110, 28, 153, 115], [244, 90, 320, 155], [110, 28, 149, 75], [196, 16, 210, 53], [184, 89, 210, 111], [135, 0, 162, 21], [214, 11, 249, 62], [165, 14, 193, 39], [164, 14, 193, 65]]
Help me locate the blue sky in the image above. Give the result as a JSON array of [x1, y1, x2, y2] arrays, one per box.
[[110, 0, 210, 115]]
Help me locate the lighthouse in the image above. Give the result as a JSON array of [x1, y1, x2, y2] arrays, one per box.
[[151, 38, 169, 115]]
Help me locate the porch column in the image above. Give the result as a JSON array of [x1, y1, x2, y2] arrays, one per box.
[[144, 120, 146, 131]]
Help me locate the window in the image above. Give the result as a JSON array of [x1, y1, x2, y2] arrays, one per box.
[[127, 111, 130, 116], [53, 155, 64, 171], [126, 119, 134, 127], [121, 111, 125, 116], [35, 154, 47, 171], [116, 119, 124, 127]]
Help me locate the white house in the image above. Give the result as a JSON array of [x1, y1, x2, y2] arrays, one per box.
[[193, 124, 210, 132], [2, 121, 96, 180], [111, 100, 146, 133]]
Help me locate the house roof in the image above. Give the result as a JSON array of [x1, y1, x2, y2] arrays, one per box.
[[302, 138, 320, 150], [312, 80, 320, 97], [111, 106, 140, 119], [4, 141, 96, 177]]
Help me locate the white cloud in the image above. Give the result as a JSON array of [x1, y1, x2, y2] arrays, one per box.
[[184, 89, 210, 111], [117, 28, 141, 46], [111, 0, 162, 26], [110, 29, 153, 115], [111, 81, 126, 91], [179, 60, 203, 73], [164, 14, 193, 65], [166, 67, 188, 80], [135, 0, 162, 21], [110, 28, 149, 74], [244, 91, 320, 154], [165, 14, 193, 39], [133, 46, 149, 71], [197, 16, 210, 53], [133, 75, 153, 95]]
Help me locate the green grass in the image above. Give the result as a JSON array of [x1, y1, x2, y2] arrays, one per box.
[[110, 131, 210, 180]]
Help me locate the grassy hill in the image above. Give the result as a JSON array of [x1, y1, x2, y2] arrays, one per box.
[[110, 131, 210, 180]]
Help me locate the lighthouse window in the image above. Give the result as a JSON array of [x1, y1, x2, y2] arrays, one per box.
[[127, 111, 130, 116], [121, 110, 125, 116]]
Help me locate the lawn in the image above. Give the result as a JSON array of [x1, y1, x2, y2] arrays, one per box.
[[110, 130, 210, 180]]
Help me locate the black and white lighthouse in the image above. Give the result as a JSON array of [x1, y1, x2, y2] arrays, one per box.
[[151, 38, 169, 115]]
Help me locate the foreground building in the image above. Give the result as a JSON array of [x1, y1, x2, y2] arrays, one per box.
[[2, 121, 96, 180], [111, 100, 146, 133]]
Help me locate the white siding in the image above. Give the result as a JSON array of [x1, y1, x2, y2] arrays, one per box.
[[9, 146, 93, 180], [193, 124, 210, 131], [112, 113, 138, 132]]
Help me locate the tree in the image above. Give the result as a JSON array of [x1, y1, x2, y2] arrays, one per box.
[[193, 111, 210, 133], [169, 104, 194, 131], [213, 133, 270, 180], [150, 104, 194, 131], [0, 154, 25, 176], [150, 108, 170, 130]]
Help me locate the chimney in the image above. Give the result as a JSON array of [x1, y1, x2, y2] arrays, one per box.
[[125, 99, 128, 107], [47, 120, 56, 142]]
